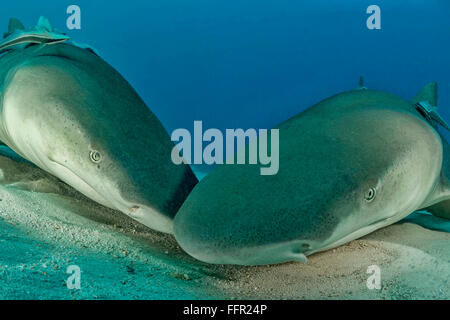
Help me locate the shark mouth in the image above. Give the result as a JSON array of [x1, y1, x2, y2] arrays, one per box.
[[48, 158, 174, 234], [48, 158, 114, 209], [306, 210, 413, 256]]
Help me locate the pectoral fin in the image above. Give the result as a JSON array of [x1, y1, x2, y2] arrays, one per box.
[[425, 200, 450, 220], [423, 136, 450, 220]]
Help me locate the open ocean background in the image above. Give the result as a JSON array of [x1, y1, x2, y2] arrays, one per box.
[[1, 0, 449, 175]]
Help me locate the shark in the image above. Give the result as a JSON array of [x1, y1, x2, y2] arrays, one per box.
[[174, 81, 450, 265], [0, 17, 197, 234]]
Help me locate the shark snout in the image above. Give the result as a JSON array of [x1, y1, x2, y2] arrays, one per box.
[[49, 158, 175, 234], [174, 230, 315, 265], [173, 210, 321, 265], [108, 195, 174, 234]]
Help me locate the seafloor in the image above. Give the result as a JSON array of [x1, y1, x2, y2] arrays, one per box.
[[0, 148, 448, 299]]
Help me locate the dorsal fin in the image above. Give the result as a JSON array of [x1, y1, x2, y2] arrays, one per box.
[[36, 16, 52, 32], [355, 76, 367, 90], [4, 18, 24, 38], [412, 82, 438, 106]]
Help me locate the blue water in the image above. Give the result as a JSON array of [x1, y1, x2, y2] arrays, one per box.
[[1, 1, 448, 147]]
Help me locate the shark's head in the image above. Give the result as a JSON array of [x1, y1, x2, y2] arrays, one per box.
[[2, 45, 197, 234], [174, 96, 443, 265]]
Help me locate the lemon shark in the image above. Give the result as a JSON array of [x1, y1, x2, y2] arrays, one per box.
[[174, 81, 450, 265], [0, 18, 197, 234]]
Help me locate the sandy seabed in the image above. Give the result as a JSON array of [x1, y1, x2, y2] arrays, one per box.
[[0, 150, 448, 299]]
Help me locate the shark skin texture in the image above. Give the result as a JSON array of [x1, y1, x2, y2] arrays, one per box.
[[0, 18, 198, 234], [174, 82, 450, 265]]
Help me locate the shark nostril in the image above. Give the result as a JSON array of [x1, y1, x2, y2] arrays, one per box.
[[292, 243, 310, 254], [301, 243, 310, 250], [130, 205, 140, 213]]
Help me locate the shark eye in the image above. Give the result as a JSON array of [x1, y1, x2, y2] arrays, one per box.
[[89, 150, 102, 163], [364, 188, 376, 202]]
